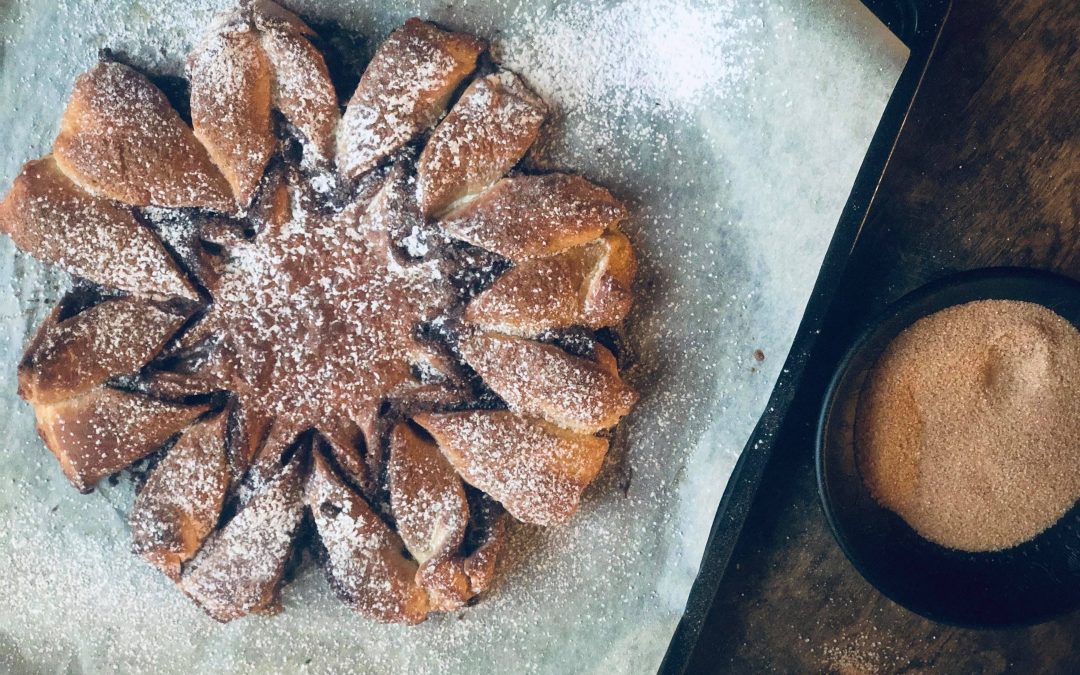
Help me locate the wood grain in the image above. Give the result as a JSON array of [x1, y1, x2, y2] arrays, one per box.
[[686, 0, 1080, 672]]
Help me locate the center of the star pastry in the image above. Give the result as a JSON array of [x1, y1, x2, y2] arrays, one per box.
[[183, 171, 451, 433], [0, 3, 641, 625]]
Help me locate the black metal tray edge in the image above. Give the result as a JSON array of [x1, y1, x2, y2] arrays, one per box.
[[657, 1, 952, 672]]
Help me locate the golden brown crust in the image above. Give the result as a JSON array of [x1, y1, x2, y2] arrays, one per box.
[[33, 387, 208, 492], [130, 410, 231, 579], [224, 397, 273, 488], [260, 27, 339, 161], [316, 424, 376, 499], [53, 62, 233, 211], [459, 332, 637, 434], [461, 502, 506, 595], [0, 157, 199, 300], [249, 0, 314, 36], [440, 173, 627, 261], [306, 451, 430, 624], [417, 72, 547, 216], [583, 229, 637, 322], [462, 505, 507, 596], [414, 411, 609, 526], [338, 18, 485, 180], [18, 298, 187, 406], [138, 369, 218, 401], [180, 456, 305, 622], [235, 418, 302, 505], [465, 231, 636, 335], [388, 424, 473, 611], [390, 423, 470, 565], [188, 28, 276, 207]]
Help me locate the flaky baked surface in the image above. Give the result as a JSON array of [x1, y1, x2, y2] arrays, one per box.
[[0, 0, 637, 624]]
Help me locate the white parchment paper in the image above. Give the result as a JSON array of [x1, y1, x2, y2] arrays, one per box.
[[0, 1, 906, 673]]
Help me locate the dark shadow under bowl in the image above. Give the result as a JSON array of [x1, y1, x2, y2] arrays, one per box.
[[817, 267, 1080, 627]]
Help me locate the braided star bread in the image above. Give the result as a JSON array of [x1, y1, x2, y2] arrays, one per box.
[[0, 0, 637, 624]]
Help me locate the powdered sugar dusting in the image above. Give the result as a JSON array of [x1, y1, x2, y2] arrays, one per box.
[[499, 0, 761, 115], [2, 159, 197, 300], [417, 411, 608, 527], [38, 386, 205, 491], [55, 61, 233, 210], [388, 425, 469, 569], [337, 18, 483, 178], [130, 412, 230, 576], [260, 27, 338, 161], [21, 296, 183, 402], [180, 461, 304, 621], [460, 332, 637, 433], [416, 71, 547, 215], [188, 24, 275, 205], [308, 456, 429, 622], [191, 169, 453, 426], [440, 173, 626, 262]]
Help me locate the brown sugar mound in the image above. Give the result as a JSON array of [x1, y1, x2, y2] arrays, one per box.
[[856, 299, 1080, 552]]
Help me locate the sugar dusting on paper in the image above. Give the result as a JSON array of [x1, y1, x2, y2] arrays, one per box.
[[499, 0, 760, 113], [0, 1, 906, 673]]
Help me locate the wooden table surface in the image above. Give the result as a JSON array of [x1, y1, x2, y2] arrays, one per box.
[[685, 0, 1080, 672]]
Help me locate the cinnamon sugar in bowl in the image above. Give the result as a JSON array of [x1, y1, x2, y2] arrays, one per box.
[[817, 268, 1080, 626], [856, 299, 1080, 552]]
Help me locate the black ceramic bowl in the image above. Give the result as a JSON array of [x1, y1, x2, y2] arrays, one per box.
[[816, 267, 1080, 627]]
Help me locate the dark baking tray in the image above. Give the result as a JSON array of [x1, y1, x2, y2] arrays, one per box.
[[658, 1, 952, 672]]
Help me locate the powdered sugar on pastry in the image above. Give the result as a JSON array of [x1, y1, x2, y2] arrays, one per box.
[[0, 3, 639, 628], [338, 18, 484, 179]]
